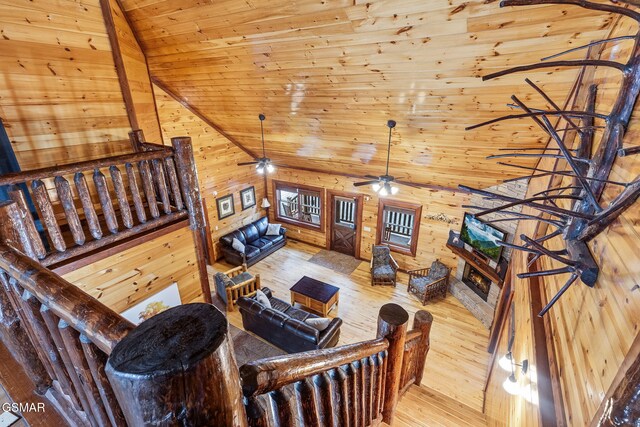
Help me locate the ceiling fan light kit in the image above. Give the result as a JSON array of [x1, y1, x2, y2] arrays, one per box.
[[355, 119, 404, 196], [237, 113, 275, 174]]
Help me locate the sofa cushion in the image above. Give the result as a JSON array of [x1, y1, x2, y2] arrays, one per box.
[[266, 223, 282, 236], [428, 259, 449, 280], [306, 317, 332, 331], [263, 234, 284, 245], [253, 217, 269, 236], [255, 289, 271, 308], [373, 265, 396, 279], [215, 272, 234, 289], [245, 245, 261, 259], [262, 308, 288, 326], [250, 238, 273, 251], [285, 306, 312, 322], [270, 298, 292, 313], [221, 229, 246, 247], [232, 238, 245, 253], [240, 224, 260, 243]]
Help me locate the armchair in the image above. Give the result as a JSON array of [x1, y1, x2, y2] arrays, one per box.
[[370, 244, 399, 286], [407, 259, 450, 305], [210, 264, 261, 311]]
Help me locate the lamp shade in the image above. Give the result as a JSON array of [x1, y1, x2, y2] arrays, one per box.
[[261, 198, 271, 208]]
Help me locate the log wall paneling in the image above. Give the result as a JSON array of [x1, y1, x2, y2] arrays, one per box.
[[0, 0, 131, 170], [61, 225, 201, 313], [153, 84, 266, 260], [265, 168, 469, 272], [118, 0, 615, 189]]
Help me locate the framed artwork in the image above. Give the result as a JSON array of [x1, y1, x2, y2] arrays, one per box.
[[121, 283, 182, 325], [216, 194, 235, 219], [240, 186, 256, 210]]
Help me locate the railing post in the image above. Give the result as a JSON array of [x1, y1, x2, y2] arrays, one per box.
[[412, 310, 433, 386], [129, 129, 145, 152], [0, 201, 38, 259], [171, 136, 213, 303], [106, 303, 247, 426], [376, 303, 409, 425]]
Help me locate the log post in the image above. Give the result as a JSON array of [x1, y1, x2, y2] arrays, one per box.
[[412, 310, 433, 386], [106, 303, 247, 426], [171, 136, 213, 303], [129, 129, 145, 152], [0, 201, 38, 259], [376, 303, 409, 425]]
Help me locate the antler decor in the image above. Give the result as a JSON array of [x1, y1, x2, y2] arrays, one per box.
[[462, 0, 640, 316]]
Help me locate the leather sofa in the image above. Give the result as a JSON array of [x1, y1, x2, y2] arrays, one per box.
[[219, 217, 287, 266], [237, 287, 342, 353]]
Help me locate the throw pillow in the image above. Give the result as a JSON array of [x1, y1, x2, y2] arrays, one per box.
[[305, 317, 332, 331], [231, 238, 245, 253], [266, 223, 282, 236], [255, 289, 271, 308]]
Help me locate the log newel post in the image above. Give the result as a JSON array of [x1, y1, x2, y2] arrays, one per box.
[[412, 310, 433, 386], [376, 303, 409, 425], [128, 129, 146, 152], [171, 136, 213, 303], [0, 201, 37, 259], [105, 303, 247, 426]]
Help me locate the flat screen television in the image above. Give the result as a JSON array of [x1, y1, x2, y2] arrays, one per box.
[[459, 213, 506, 262]]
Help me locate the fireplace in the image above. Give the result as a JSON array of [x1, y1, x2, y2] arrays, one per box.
[[462, 264, 491, 302]]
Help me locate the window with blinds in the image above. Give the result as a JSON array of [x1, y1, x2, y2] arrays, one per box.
[[274, 181, 324, 230], [377, 200, 422, 256]]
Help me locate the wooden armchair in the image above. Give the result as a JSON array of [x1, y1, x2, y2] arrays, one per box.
[[370, 244, 399, 286], [407, 259, 450, 305], [212, 264, 261, 311]]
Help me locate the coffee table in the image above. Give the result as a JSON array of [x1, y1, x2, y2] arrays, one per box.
[[290, 276, 340, 317]]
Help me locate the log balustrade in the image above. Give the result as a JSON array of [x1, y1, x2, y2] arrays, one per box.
[[0, 132, 211, 303]]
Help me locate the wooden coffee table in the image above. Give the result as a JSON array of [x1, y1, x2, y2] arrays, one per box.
[[290, 276, 340, 317]]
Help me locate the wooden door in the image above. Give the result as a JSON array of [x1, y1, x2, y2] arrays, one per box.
[[330, 194, 360, 257]]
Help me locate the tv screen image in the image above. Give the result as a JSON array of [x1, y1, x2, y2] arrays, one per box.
[[459, 213, 506, 262]]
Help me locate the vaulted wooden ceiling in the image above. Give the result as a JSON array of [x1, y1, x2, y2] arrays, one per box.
[[119, 0, 618, 189]]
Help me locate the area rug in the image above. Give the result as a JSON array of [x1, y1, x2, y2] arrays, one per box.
[[308, 249, 362, 276], [229, 324, 285, 366]]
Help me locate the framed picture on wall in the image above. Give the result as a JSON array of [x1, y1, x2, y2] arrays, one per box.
[[240, 186, 256, 210], [216, 194, 235, 219], [121, 283, 182, 325]]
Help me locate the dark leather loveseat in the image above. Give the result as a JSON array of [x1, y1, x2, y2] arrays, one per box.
[[237, 287, 342, 353], [219, 217, 286, 266]]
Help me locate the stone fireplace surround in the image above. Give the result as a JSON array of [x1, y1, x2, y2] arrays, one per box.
[[449, 257, 500, 329]]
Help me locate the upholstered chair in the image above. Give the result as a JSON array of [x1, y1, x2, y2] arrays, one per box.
[[370, 244, 399, 286], [210, 264, 261, 311], [407, 259, 450, 305]]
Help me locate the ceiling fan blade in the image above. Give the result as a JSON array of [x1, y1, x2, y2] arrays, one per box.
[[354, 180, 380, 187], [364, 175, 380, 179], [397, 180, 423, 189], [237, 161, 259, 166]]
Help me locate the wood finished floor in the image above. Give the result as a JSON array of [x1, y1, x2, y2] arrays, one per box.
[[209, 240, 489, 425]]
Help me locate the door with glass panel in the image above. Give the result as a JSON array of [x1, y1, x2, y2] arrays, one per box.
[[330, 194, 360, 256]]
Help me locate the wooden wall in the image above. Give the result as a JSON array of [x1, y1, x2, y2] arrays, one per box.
[[484, 14, 640, 427], [265, 169, 469, 272], [0, 0, 131, 170], [153, 84, 267, 259], [61, 224, 201, 314]]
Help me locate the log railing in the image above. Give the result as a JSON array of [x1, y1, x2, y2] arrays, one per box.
[[0, 132, 211, 302], [399, 311, 434, 397], [0, 243, 134, 426]]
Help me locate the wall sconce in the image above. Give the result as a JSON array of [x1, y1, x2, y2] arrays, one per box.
[[261, 198, 271, 209], [500, 351, 529, 395]]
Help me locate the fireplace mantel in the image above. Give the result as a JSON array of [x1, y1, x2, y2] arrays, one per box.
[[446, 242, 504, 286]]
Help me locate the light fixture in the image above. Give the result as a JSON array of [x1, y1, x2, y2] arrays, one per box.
[[368, 120, 400, 196], [261, 198, 271, 208], [237, 114, 275, 174], [500, 351, 529, 395], [266, 163, 275, 173], [372, 182, 381, 192]]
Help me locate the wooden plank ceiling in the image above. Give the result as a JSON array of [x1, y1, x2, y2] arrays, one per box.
[[119, 0, 616, 188]]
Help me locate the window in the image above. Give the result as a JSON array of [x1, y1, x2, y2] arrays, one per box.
[[274, 181, 324, 230], [377, 200, 422, 256]]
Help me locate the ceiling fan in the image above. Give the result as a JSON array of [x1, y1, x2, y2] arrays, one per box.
[[354, 120, 420, 196], [237, 113, 275, 174]]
